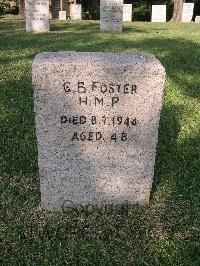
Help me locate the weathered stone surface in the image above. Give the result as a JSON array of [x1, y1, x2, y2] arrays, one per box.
[[70, 4, 82, 20], [32, 52, 165, 211], [182, 3, 194, 22], [59, 11, 66, 21], [25, 0, 50, 32], [123, 4, 132, 22], [100, 0, 123, 32], [151, 5, 166, 22]]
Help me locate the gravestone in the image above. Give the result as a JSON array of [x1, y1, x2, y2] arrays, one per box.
[[195, 16, 200, 23], [33, 52, 165, 211], [70, 4, 82, 20], [151, 5, 166, 22], [59, 11, 66, 21], [100, 0, 123, 32], [25, 0, 50, 32], [123, 4, 132, 22], [182, 3, 194, 22]]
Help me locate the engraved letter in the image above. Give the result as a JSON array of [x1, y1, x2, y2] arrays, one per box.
[[124, 84, 130, 94], [112, 97, 119, 107], [101, 84, 107, 94], [71, 133, 79, 141], [61, 116, 67, 124], [95, 97, 103, 106], [92, 82, 100, 91], [80, 132, 86, 141], [63, 82, 71, 93], [78, 82, 86, 93], [131, 85, 137, 94], [80, 116, 87, 124], [79, 97, 88, 106], [108, 84, 115, 93], [88, 132, 94, 141], [96, 132, 102, 140]]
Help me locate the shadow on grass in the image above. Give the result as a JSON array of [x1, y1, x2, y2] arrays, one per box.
[[50, 20, 99, 32], [1, 20, 199, 99]]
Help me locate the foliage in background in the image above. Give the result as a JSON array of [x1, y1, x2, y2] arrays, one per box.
[[133, 1, 174, 21], [80, 0, 200, 21], [133, 1, 152, 21], [0, 0, 8, 15], [0, 0, 18, 15], [1, 0, 200, 21]]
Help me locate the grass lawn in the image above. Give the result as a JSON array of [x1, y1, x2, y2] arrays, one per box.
[[1, 15, 200, 265]]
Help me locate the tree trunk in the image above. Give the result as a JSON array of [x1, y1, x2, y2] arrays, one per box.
[[170, 0, 184, 22], [18, 0, 25, 17]]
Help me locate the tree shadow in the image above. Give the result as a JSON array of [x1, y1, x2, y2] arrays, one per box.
[[50, 20, 99, 32], [1, 21, 199, 179], [1, 18, 200, 264]]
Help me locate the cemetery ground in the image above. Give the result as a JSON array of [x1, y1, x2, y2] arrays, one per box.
[[1, 15, 200, 265]]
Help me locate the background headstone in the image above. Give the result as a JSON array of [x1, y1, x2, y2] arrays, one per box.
[[59, 11, 66, 21], [100, 0, 123, 32], [151, 5, 166, 22], [33, 51, 165, 211], [25, 0, 50, 32], [182, 3, 194, 22], [70, 4, 82, 20], [195, 16, 200, 23], [123, 4, 132, 22]]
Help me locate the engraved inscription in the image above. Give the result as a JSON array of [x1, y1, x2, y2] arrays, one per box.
[[33, 52, 166, 210], [61, 81, 138, 142], [25, 0, 49, 32], [100, 0, 123, 32], [102, 5, 122, 23], [63, 81, 137, 107]]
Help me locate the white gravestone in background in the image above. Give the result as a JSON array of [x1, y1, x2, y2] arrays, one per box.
[[32, 51, 165, 211], [25, 0, 50, 32], [195, 16, 200, 23], [70, 4, 82, 20], [182, 3, 194, 22], [59, 11, 66, 21], [151, 5, 166, 22], [100, 0, 123, 32], [123, 4, 132, 22]]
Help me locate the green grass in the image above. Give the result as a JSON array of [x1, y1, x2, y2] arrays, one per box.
[[0, 15, 200, 265]]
